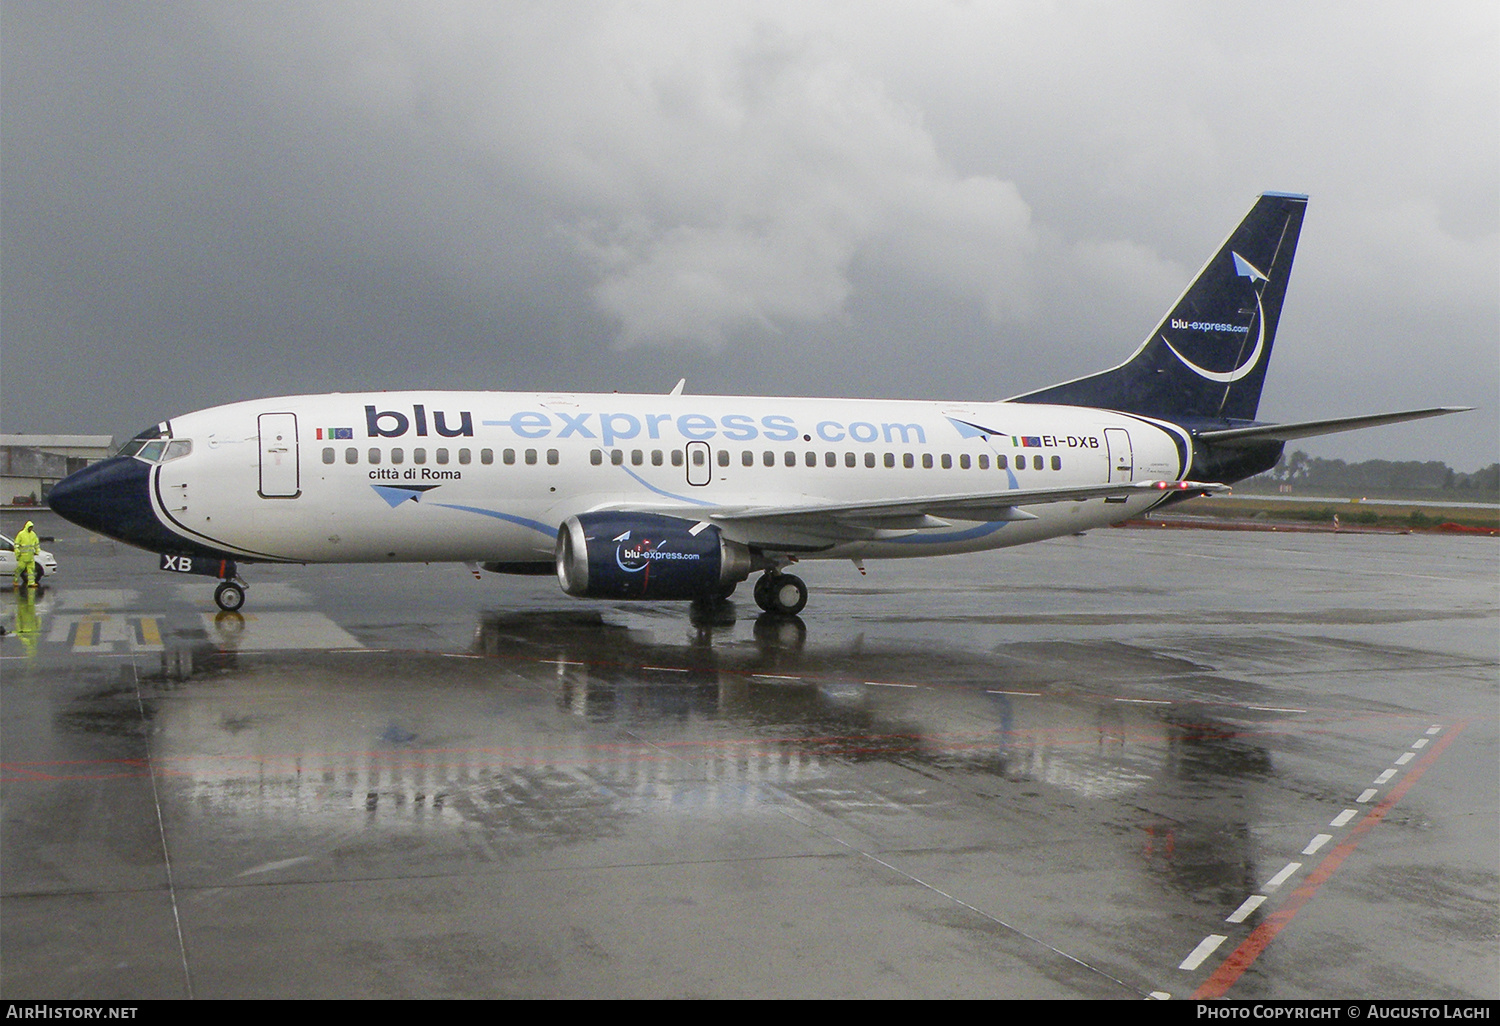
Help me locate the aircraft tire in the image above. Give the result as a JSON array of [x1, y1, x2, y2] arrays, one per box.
[[767, 574, 807, 616], [214, 581, 246, 612]]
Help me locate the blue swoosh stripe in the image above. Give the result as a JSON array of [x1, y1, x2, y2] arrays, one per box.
[[617, 464, 714, 506], [884, 520, 1012, 545], [432, 503, 556, 537]]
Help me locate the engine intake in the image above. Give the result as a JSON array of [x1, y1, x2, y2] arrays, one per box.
[[556, 513, 753, 600]]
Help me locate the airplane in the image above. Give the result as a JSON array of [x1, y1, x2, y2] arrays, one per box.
[[48, 193, 1465, 616]]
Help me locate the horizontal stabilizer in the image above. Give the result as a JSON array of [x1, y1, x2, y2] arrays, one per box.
[[1195, 407, 1470, 447]]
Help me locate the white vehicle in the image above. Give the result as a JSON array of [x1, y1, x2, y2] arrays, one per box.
[[48, 194, 1464, 614], [1, 531, 57, 582]]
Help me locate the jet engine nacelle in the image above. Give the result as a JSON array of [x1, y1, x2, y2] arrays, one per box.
[[556, 512, 754, 600]]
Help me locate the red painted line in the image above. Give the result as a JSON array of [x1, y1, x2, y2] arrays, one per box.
[[1192, 721, 1466, 999]]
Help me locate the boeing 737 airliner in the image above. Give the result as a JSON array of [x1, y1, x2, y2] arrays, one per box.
[[49, 194, 1465, 614]]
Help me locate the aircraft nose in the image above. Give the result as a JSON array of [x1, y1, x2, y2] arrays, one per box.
[[48, 456, 164, 547]]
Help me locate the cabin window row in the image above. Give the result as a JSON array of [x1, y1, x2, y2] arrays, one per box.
[[322, 447, 559, 466], [325, 445, 1064, 472], [586, 449, 1064, 471]]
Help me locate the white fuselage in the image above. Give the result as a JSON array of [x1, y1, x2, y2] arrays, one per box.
[[144, 391, 1191, 566]]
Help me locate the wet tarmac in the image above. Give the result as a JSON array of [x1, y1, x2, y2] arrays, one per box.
[[2, 509, 1496, 999]]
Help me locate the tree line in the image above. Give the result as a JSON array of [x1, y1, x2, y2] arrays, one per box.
[[1246, 451, 1499, 499]]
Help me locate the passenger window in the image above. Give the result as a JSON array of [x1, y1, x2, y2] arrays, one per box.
[[345, 448, 358, 465], [718, 450, 730, 467], [458, 448, 471, 465], [742, 451, 754, 467], [884, 453, 895, 468], [392, 448, 404, 464], [692, 449, 706, 467], [504, 449, 516, 465], [805, 452, 816, 467], [845, 453, 856, 468], [997, 455, 1008, 470], [979, 454, 989, 470], [436, 448, 449, 465], [590, 450, 603, 466], [612, 450, 624, 466], [547, 449, 559, 465], [632, 449, 644, 466], [922, 453, 933, 469], [672, 450, 684, 467], [1051, 456, 1061, 471], [1033, 455, 1043, 471], [941, 454, 952, 470], [322, 448, 335, 465], [368, 448, 381, 464], [959, 454, 970, 470], [653, 450, 664, 466], [825, 452, 836, 468], [865, 453, 875, 468], [480, 449, 493, 465], [903, 453, 914, 469], [414, 448, 427, 465], [764, 451, 775, 467], [785, 452, 796, 467], [524, 449, 536, 466]]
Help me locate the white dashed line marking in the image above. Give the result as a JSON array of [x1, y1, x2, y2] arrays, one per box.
[[1180, 935, 1227, 971], [1226, 895, 1266, 924], [1263, 862, 1301, 891], [1179, 724, 1451, 989], [1302, 834, 1332, 856]]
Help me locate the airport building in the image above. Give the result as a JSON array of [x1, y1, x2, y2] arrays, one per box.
[[1, 434, 114, 507]]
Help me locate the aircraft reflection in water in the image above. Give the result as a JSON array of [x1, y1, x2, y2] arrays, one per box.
[[137, 608, 1272, 894]]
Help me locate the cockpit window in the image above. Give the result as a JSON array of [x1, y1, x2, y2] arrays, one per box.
[[163, 440, 192, 461], [136, 440, 168, 462], [116, 423, 171, 458]]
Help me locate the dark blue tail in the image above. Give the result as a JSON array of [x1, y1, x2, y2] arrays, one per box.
[[1011, 193, 1307, 424]]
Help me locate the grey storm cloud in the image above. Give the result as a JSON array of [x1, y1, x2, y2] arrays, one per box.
[[2, 1, 1496, 469]]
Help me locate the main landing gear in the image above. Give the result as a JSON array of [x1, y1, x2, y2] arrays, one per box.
[[753, 571, 808, 616]]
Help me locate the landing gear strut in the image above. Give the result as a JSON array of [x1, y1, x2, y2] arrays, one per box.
[[753, 571, 807, 616]]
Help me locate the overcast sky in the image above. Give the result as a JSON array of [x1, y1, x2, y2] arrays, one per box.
[[3, 1, 1496, 469]]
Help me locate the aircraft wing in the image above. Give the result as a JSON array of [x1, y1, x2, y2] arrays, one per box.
[[592, 479, 1227, 548], [1195, 407, 1470, 446]]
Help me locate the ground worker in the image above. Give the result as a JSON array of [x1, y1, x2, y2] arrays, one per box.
[[13, 520, 40, 587]]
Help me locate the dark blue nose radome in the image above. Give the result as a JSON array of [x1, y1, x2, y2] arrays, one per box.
[[49, 456, 184, 553]]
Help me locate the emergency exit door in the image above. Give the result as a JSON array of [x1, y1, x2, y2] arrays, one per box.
[[685, 441, 712, 487], [258, 412, 301, 498]]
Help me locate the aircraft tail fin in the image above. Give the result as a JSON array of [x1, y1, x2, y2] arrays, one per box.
[[1010, 193, 1307, 424]]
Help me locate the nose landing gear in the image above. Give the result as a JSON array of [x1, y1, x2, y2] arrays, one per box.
[[214, 579, 247, 612]]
